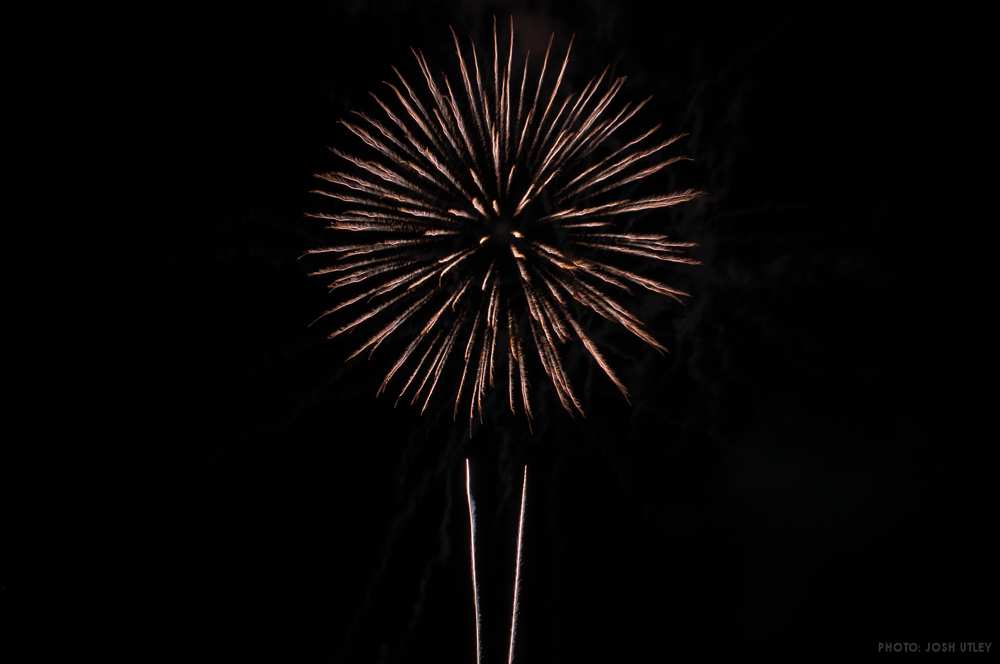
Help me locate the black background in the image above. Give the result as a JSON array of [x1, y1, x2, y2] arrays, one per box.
[[103, 2, 994, 662]]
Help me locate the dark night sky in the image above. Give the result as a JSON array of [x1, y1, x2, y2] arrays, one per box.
[[53, 2, 992, 662]]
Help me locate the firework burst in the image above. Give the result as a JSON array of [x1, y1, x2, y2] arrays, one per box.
[[308, 17, 701, 430]]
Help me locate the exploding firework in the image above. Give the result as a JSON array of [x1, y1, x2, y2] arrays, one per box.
[[307, 17, 701, 429], [309, 18, 701, 663]]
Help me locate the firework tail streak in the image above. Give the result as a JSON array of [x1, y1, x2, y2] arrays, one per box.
[[308, 16, 700, 663]]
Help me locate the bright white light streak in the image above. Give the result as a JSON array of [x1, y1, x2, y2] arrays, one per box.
[[507, 464, 528, 664], [465, 458, 483, 664]]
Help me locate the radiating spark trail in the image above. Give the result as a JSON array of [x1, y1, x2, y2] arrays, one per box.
[[507, 465, 528, 664], [308, 19, 701, 427], [465, 459, 483, 664]]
